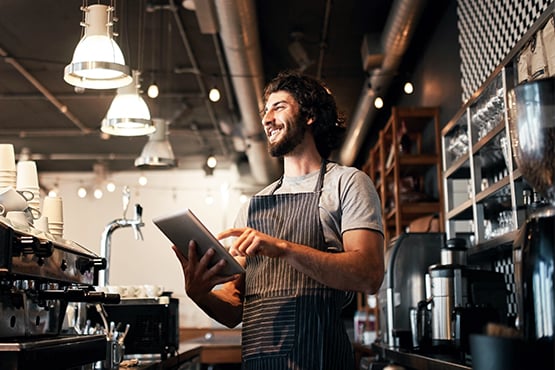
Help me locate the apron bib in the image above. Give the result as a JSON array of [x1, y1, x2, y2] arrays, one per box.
[[242, 161, 354, 370]]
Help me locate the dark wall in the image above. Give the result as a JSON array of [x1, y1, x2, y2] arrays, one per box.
[[396, 0, 462, 126], [356, 0, 461, 168]]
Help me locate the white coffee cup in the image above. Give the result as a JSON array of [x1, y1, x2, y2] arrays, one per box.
[[143, 284, 164, 298], [6, 211, 29, 226], [42, 196, 63, 223], [16, 160, 39, 189], [0, 144, 16, 171], [34, 215, 50, 233], [0, 186, 34, 212]]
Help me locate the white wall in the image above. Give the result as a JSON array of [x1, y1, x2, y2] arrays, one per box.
[[39, 167, 260, 328]]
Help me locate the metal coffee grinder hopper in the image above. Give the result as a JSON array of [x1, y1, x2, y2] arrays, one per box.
[[507, 76, 555, 368]]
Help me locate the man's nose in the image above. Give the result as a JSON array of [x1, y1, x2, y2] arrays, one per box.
[[261, 110, 273, 126]]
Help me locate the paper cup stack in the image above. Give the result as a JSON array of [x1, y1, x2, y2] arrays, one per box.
[[16, 160, 40, 211], [0, 144, 17, 189], [42, 196, 63, 237]]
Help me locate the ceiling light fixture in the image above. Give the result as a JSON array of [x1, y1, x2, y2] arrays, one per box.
[[77, 185, 88, 198], [64, 3, 132, 90], [135, 118, 177, 168], [147, 80, 159, 98], [374, 96, 384, 109], [404, 81, 414, 94], [203, 154, 217, 176], [138, 174, 148, 186], [206, 154, 217, 169], [101, 70, 155, 136], [93, 187, 104, 199], [106, 181, 116, 192], [208, 86, 221, 102]]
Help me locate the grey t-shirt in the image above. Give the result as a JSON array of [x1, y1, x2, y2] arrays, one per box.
[[234, 162, 383, 251]]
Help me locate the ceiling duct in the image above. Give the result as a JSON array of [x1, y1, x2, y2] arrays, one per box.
[[213, 0, 281, 185], [338, 0, 428, 166]]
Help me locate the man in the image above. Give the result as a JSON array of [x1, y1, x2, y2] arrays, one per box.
[[173, 71, 384, 369]]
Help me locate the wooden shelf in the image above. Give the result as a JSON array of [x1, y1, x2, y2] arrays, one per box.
[[364, 106, 444, 242]]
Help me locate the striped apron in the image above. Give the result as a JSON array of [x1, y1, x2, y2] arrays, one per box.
[[242, 161, 354, 370]]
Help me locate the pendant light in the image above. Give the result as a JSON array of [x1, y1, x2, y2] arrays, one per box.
[[101, 70, 155, 136], [64, 3, 132, 90], [134, 119, 177, 168]]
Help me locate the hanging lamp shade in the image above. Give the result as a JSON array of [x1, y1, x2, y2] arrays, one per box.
[[101, 70, 155, 136], [64, 4, 132, 89], [135, 119, 177, 168]]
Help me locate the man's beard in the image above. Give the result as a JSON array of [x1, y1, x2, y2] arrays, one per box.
[[268, 116, 307, 157]]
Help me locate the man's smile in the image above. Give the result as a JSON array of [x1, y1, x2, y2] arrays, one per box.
[[267, 126, 283, 142]]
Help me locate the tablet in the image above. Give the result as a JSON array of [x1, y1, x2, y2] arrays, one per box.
[[153, 208, 245, 276]]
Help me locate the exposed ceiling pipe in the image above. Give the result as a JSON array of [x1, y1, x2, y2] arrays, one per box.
[[315, 0, 333, 80], [338, 0, 427, 166], [167, 3, 230, 157], [0, 47, 92, 134], [213, 0, 281, 185]]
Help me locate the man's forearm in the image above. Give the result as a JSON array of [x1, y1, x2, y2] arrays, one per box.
[[192, 287, 244, 328]]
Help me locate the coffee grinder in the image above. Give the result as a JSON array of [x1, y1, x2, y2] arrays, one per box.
[[508, 76, 555, 368]]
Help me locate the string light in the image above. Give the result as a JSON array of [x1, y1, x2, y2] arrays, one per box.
[[404, 81, 414, 94], [208, 87, 221, 102], [77, 186, 87, 198], [239, 194, 248, 204], [48, 187, 59, 198], [106, 181, 116, 192], [147, 82, 159, 98], [206, 155, 217, 169], [374, 96, 384, 109], [93, 187, 103, 199], [138, 175, 148, 186]]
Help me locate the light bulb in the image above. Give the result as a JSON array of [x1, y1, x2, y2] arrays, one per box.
[[138, 175, 148, 186], [404, 81, 414, 94], [77, 187, 87, 198], [239, 194, 248, 204], [147, 83, 159, 98], [206, 155, 217, 169], [48, 189, 58, 197], [209, 87, 221, 102], [106, 181, 116, 192], [374, 96, 384, 109], [94, 188, 103, 199]]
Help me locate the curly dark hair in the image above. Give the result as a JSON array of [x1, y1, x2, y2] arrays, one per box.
[[263, 70, 346, 159]]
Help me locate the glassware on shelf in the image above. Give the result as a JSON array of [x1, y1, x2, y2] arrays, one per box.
[[447, 128, 469, 161]]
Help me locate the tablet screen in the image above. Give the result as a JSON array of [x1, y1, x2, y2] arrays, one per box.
[[153, 208, 245, 276]]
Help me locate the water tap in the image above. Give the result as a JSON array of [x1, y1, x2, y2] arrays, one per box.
[[98, 187, 145, 287]]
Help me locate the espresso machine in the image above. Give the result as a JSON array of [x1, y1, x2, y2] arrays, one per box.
[[0, 217, 118, 369], [377, 232, 445, 348], [508, 76, 555, 369]]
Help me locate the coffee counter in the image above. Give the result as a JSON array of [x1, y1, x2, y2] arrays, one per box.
[[125, 332, 241, 369], [367, 342, 471, 370]]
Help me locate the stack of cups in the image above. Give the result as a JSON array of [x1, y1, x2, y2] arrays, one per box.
[[16, 160, 40, 212], [42, 196, 63, 237], [0, 144, 17, 190]]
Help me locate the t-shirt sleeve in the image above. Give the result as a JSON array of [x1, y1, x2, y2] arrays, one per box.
[[339, 169, 384, 236]]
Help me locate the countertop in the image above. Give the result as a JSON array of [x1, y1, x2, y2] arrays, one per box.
[[125, 331, 242, 369], [371, 342, 471, 370]]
